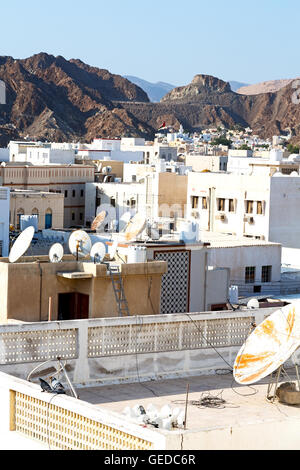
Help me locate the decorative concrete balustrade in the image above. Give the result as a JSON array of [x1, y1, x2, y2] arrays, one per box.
[[0, 309, 284, 385]]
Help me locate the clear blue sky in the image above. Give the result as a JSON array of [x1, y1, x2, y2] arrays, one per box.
[[0, 0, 299, 86]]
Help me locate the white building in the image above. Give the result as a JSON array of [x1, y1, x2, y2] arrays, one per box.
[[227, 148, 299, 176], [77, 138, 144, 163], [187, 171, 300, 250], [0, 187, 10, 257], [8, 141, 75, 165]]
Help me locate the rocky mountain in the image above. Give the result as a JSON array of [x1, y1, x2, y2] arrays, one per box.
[[0, 53, 152, 145], [124, 76, 175, 102], [237, 78, 300, 95], [1, 54, 300, 146]]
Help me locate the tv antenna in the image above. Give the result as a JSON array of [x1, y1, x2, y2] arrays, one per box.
[[90, 242, 106, 264], [9, 225, 35, 263], [49, 243, 64, 263], [68, 230, 92, 261], [234, 303, 300, 402]]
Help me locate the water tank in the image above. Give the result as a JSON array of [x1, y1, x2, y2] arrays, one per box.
[[179, 221, 200, 243], [270, 149, 283, 162], [156, 159, 166, 173], [127, 246, 147, 263]]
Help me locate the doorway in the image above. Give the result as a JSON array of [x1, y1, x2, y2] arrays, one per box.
[[58, 293, 89, 320]]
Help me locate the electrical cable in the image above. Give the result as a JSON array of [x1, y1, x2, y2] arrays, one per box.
[[183, 312, 258, 397]]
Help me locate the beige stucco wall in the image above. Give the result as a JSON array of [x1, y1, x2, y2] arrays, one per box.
[[0, 258, 167, 322], [10, 191, 64, 229], [157, 172, 188, 218]]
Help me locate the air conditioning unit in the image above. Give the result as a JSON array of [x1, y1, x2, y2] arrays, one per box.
[[244, 215, 254, 224], [216, 213, 226, 221], [191, 210, 199, 219]]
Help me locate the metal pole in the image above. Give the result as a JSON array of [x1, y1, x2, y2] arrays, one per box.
[[184, 383, 190, 430], [58, 358, 78, 399]]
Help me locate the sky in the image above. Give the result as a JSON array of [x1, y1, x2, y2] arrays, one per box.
[[0, 0, 299, 86]]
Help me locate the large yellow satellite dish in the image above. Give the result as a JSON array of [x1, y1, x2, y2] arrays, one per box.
[[234, 303, 300, 385]]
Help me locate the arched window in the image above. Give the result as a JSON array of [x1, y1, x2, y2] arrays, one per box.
[[32, 208, 39, 219]]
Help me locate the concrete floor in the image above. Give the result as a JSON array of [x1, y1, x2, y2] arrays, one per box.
[[76, 368, 300, 433]]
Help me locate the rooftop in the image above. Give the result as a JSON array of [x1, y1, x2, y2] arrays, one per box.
[[76, 369, 300, 450]]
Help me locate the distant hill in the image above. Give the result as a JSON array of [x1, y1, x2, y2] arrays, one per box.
[[124, 76, 175, 102], [237, 78, 300, 95], [229, 80, 250, 92]]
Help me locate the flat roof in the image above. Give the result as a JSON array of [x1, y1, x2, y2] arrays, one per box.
[[76, 370, 300, 448]]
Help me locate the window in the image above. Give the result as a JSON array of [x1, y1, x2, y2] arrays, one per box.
[[262, 265, 272, 283], [228, 199, 235, 212], [80, 189, 84, 197], [191, 196, 199, 209], [72, 190, 76, 197], [79, 213, 83, 221], [202, 197, 208, 210], [130, 199, 136, 209], [65, 190, 68, 198], [257, 201, 263, 215], [111, 198, 116, 208], [245, 266, 256, 284], [217, 198, 225, 211], [246, 200, 253, 214], [71, 212, 75, 221]]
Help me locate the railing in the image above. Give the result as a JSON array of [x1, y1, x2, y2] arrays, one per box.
[[3, 374, 161, 450], [0, 309, 278, 385]]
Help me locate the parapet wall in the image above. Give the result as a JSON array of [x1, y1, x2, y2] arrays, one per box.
[[0, 309, 286, 386]]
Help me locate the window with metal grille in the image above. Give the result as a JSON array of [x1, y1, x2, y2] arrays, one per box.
[[245, 266, 256, 284], [261, 265, 272, 283], [245, 200, 254, 214]]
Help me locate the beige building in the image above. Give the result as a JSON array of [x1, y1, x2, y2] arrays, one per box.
[[0, 256, 167, 323], [85, 171, 188, 229], [10, 189, 64, 230], [0, 163, 95, 228], [185, 154, 228, 172]]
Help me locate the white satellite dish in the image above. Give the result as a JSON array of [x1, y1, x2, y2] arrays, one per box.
[[90, 242, 106, 263], [108, 239, 119, 260], [119, 211, 132, 232], [68, 230, 92, 260], [234, 302, 300, 385], [9, 226, 35, 263], [49, 243, 64, 263]]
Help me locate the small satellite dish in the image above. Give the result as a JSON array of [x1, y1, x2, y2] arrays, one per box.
[[68, 230, 92, 260], [90, 242, 106, 263], [234, 303, 300, 385], [109, 239, 119, 260], [247, 298, 260, 310], [119, 211, 132, 232], [91, 210, 107, 231], [9, 226, 35, 263], [124, 212, 146, 242], [49, 243, 64, 263]]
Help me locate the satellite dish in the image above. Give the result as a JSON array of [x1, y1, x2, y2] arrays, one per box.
[[91, 210, 107, 231], [234, 303, 300, 385], [124, 212, 146, 242], [247, 298, 260, 309], [9, 226, 35, 263], [119, 211, 132, 232], [109, 239, 119, 260], [68, 230, 92, 260], [49, 243, 64, 263], [90, 242, 106, 263]]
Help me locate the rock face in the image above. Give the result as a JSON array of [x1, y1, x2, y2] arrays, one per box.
[[0, 53, 151, 145], [1, 54, 300, 146]]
